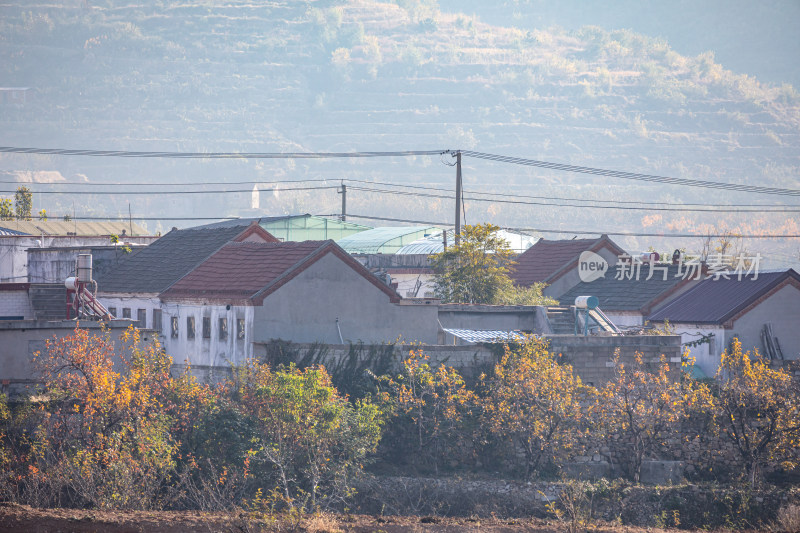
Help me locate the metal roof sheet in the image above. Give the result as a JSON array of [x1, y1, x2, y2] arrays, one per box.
[[0, 220, 148, 236], [648, 269, 800, 324], [442, 328, 526, 344]]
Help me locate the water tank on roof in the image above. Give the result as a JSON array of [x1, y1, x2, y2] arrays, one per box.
[[77, 254, 93, 283], [574, 295, 599, 309]]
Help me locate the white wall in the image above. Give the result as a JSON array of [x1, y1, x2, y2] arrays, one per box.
[[0, 236, 156, 283], [159, 300, 254, 367], [100, 292, 255, 367], [99, 294, 161, 328], [669, 324, 726, 377], [604, 311, 645, 329]]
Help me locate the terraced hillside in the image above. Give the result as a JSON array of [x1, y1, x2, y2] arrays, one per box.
[[0, 0, 798, 265]]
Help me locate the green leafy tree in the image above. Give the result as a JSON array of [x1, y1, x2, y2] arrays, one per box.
[[430, 223, 517, 304], [14, 186, 32, 220], [234, 362, 383, 509], [714, 339, 800, 485], [495, 281, 558, 306], [0, 198, 12, 221]]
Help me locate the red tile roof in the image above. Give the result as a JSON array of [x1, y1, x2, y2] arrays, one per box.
[[96, 221, 278, 294], [511, 235, 625, 286], [160, 240, 400, 304]]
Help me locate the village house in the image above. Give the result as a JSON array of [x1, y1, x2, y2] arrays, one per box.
[[647, 269, 800, 376], [158, 240, 439, 367], [0, 219, 154, 283], [511, 234, 626, 298], [557, 262, 701, 329], [95, 221, 278, 335]]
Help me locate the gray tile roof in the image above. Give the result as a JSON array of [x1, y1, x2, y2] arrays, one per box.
[[648, 269, 800, 324], [559, 263, 688, 312], [95, 222, 256, 294]]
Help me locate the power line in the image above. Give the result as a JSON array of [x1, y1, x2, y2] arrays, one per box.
[[341, 214, 800, 238], [0, 146, 448, 159], [0, 185, 337, 195], [11, 175, 800, 209], [349, 179, 800, 208], [5, 144, 800, 197], [347, 185, 800, 213], [0, 178, 337, 186], [461, 150, 800, 197]]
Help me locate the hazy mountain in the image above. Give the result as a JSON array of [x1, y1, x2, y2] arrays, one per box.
[[0, 0, 798, 267]]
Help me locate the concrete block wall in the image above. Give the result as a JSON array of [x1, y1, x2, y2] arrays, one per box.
[[545, 334, 683, 385], [0, 287, 34, 319], [254, 334, 683, 386]]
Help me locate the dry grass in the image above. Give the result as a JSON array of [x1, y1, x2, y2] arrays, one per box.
[[772, 503, 800, 532]]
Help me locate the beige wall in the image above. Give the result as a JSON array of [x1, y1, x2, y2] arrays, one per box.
[[727, 283, 800, 361], [254, 253, 439, 345], [0, 320, 147, 397]]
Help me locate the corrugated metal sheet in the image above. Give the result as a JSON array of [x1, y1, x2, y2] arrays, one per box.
[[442, 328, 526, 343], [0, 220, 149, 236]]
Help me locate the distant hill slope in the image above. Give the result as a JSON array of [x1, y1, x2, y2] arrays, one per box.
[[0, 0, 798, 267]]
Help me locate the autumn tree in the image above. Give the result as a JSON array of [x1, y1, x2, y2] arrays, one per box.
[[233, 362, 383, 510], [28, 325, 188, 509], [595, 351, 707, 482], [430, 223, 517, 304], [381, 350, 477, 472], [714, 339, 800, 485], [483, 337, 589, 477], [14, 186, 32, 220]]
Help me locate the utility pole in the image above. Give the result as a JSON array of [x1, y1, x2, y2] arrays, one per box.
[[338, 183, 347, 221], [454, 151, 462, 245]]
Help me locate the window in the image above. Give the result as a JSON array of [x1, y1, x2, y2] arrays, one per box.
[[136, 309, 146, 328], [202, 317, 211, 339], [171, 316, 179, 338], [219, 317, 228, 340], [187, 317, 195, 339], [108, 307, 117, 318], [153, 309, 162, 333], [122, 308, 131, 319], [237, 318, 245, 340]]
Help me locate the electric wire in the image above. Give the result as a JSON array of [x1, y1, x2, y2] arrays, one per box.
[[345, 179, 800, 208], [0, 185, 338, 195], [340, 214, 800, 238], [0, 146, 448, 159], [460, 151, 800, 197], [346, 185, 800, 213]]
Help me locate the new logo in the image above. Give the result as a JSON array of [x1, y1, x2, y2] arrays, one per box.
[[578, 251, 608, 283]]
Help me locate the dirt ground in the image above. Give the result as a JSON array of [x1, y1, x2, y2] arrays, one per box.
[[0, 502, 719, 533]]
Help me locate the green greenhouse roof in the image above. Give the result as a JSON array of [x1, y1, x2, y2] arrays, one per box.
[[336, 226, 442, 254]]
